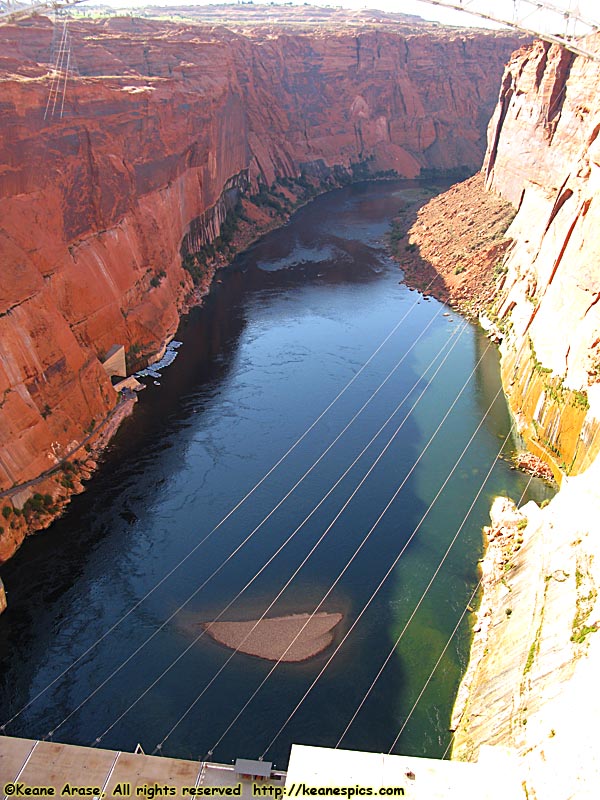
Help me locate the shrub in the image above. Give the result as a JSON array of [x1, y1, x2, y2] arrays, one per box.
[[22, 492, 56, 517], [126, 343, 144, 371], [570, 390, 590, 411], [150, 270, 166, 289], [182, 254, 205, 285], [571, 624, 598, 644]]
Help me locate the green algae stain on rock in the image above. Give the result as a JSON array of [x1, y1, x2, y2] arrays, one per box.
[[501, 339, 600, 482]]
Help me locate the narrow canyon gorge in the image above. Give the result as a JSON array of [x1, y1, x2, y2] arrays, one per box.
[[0, 9, 525, 559], [2, 5, 600, 798]]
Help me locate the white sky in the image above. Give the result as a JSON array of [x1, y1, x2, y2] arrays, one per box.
[[91, 0, 600, 36]]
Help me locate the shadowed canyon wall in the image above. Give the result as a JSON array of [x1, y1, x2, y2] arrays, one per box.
[[0, 14, 525, 560]]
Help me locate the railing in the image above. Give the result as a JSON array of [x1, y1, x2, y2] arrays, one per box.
[[416, 0, 600, 61], [0, 0, 86, 23]]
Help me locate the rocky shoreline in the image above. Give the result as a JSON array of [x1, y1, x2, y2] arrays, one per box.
[[450, 496, 530, 737], [387, 173, 515, 319], [404, 35, 600, 798], [0, 396, 136, 563], [449, 464, 600, 797]]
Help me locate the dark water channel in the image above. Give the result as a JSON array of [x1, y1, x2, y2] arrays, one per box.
[[0, 181, 553, 769]]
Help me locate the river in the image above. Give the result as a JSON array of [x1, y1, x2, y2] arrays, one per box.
[[0, 180, 553, 769]]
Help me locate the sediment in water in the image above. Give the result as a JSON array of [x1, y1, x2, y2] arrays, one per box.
[[202, 612, 343, 662]]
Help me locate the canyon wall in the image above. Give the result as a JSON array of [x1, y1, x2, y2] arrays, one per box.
[[0, 13, 525, 561], [447, 35, 600, 800], [483, 37, 600, 479], [400, 36, 600, 481]]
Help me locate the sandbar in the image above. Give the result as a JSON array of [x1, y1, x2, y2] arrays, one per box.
[[202, 612, 343, 662]]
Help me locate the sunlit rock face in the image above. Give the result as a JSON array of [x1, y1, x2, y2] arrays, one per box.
[[483, 36, 600, 478], [450, 34, 600, 800]]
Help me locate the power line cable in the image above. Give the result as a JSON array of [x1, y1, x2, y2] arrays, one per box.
[[46, 18, 67, 111], [50, 28, 69, 118], [405, 418, 600, 761], [59, 48, 71, 119], [388, 454, 543, 760], [1, 284, 435, 734], [44, 18, 68, 120], [381, 421, 582, 756], [90, 317, 467, 747], [436, 423, 586, 765], [35, 306, 456, 742], [258, 340, 498, 759], [517, 472, 537, 506], [145, 322, 472, 755], [183, 335, 494, 758], [387, 579, 482, 755], [336, 421, 514, 749], [442, 736, 453, 759]]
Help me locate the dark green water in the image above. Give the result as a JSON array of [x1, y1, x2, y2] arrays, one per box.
[[0, 181, 553, 769]]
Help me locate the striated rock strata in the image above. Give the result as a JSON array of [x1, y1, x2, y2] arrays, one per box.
[[483, 37, 600, 481], [386, 33, 600, 798], [400, 34, 600, 800], [451, 462, 600, 800], [0, 11, 525, 561], [396, 37, 600, 482]]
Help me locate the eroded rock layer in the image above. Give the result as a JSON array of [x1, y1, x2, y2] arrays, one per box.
[[394, 36, 600, 482], [484, 37, 600, 479], [382, 33, 600, 796], [423, 34, 600, 800], [0, 12, 524, 560]]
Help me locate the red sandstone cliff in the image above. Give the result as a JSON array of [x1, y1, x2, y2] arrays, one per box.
[[0, 12, 525, 560], [484, 36, 600, 387]]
